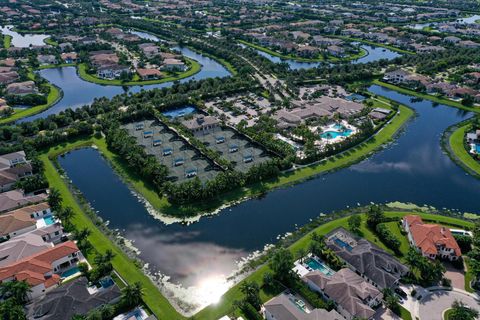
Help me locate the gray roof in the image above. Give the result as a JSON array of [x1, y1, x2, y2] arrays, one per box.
[[264, 293, 342, 320], [303, 269, 381, 319], [0, 232, 52, 267], [27, 277, 121, 320], [326, 228, 409, 289], [0, 190, 48, 213]]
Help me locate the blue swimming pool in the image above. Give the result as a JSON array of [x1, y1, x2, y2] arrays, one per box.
[[321, 129, 353, 139], [305, 257, 335, 276], [162, 106, 196, 119], [99, 277, 114, 288], [345, 93, 366, 102], [43, 215, 55, 225], [61, 266, 80, 278], [476, 144, 480, 153], [334, 237, 353, 251]]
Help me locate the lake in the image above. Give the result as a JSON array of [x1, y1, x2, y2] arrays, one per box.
[[21, 46, 231, 122], [0, 25, 49, 47], [241, 44, 401, 69], [58, 85, 480, 313]]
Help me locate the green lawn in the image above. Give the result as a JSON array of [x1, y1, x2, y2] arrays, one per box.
[[448, 124, 480, 176], [196, 211, 469, 319], [0, 81, 61, 124], [40, 138, 186, 320], [77, 59, 201, 86], [381, 221, 411, 258], [78, 100, 414, 218], [43, 37, 58, 46], [373, 80, 480, 113], [3, 35, 12, 49], [398, 305, 413, 320]]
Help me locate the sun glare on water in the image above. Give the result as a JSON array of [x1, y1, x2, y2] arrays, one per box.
[[197, 275, 230, 305]]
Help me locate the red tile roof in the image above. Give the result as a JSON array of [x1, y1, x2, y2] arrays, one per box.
[[0, 241, 79, 288], [404, 215, 461, 257]]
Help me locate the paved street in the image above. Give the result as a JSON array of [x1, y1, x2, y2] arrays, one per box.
[[418, 290, 480, 320]]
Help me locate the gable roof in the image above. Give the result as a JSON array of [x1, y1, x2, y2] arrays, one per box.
[[326, 228, 409, 289], [404, 215, 461, 257]]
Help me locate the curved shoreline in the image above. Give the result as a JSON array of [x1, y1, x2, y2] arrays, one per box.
[[443, 120, 480, 179]]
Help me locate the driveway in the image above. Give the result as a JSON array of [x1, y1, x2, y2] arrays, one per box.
[[444, 262, 466, 290], [418, 290, 480, 320]]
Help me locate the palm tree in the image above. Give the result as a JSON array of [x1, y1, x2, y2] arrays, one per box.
[[48, 188, 62, 211], [0, 281, 31, 304], [449, 300, 479, 320], [121, 282, 143, 308], [0, 299, 27, 320]]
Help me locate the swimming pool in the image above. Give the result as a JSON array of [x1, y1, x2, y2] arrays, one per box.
[[476, 144, 480, 153], [334, 237, 353, 251], [61, 266, 80, 278], [345, 93, 366, 102], [43, 215, 55, 225], [305, 257, 335, 276], [162, 106, 196, 119], [99, 277, 114, 288], [320, 129, 353, 139]]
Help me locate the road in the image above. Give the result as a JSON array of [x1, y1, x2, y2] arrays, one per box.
[[418, 290, 480, 320]]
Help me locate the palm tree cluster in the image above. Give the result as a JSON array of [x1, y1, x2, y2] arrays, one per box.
[[0, 281, 31, 320]]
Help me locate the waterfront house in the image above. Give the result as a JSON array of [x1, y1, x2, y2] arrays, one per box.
[[60, 52, 78, 64], [303, 268, 382, 320], [383, 69, 411, 84], [6, 202, 52, 219], [0, 211, 36, 242], [326, 228, 409, 289], [137, 68, 163, 80], [0, 241, 83, 300], [0, 190, 48, 213], [37, 54, 57, 65], [161, 58, 187, 72], [26, 276, 121, 319], [402, 215, 461, 261], [6, 81, 38, 95], [97, 65, 130, 80], [264, 292, 342, 320]]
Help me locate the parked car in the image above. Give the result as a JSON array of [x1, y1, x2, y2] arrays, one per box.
[[395, 288, 407, 299]]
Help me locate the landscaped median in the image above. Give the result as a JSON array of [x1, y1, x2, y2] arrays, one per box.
[[373, 80, 480, 113], [76, 58, 201, 86], [39, 138, 186, 320]]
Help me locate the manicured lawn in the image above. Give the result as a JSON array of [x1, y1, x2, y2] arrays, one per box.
[[3, 35, 12, 48], [39, 138, 186, 320], [449, 124, 480, 176], [77, 59, 201, 86], [373, 80, 480, 113], [0, 81, 61, 124], [196, 211, 471, 319], [382, 221, 411, 258], [43, 37, 58, 46], [398, 305, 413, 320]]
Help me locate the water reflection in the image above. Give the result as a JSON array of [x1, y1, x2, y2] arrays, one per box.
[[0, 25, 49, 47]]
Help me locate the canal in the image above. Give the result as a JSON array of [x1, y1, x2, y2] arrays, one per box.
[[57, 85, 480, 313]]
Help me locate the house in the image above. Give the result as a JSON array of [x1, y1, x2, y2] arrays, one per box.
[[303, 268, 382, 320], [37, 54, 57, 65], [139, 43, 160, 58], [6, 81, 38, 95], [0, 211, 36, 242], [327, 45, 345, 57], [26, 276, 121, 319], [0, 98, 9, 112], [0, 190, 48, 213], [444, 36, 461, 44], [0, 151, 33, 192], [8, 201, 52, 218], [264, 292, 342, 320], [402, 215, 461, 261], [0, 71, 19, 85], [458, 40, 480, 48], [182, 115, 220, 136], [60, 52, 78, 64], [0, 241, 83, 300], [97, 65, 130, 80], [136, 68, 162, 80], [326, 228, 409, 289], [383, 69, 411, 84], [161, 58, 187, 72]]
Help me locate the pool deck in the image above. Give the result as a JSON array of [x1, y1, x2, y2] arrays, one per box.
[[293, 254, 336, 277]]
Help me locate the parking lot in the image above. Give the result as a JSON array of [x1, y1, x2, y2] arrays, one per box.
[[196, 127, 271, 172], [124, 120, 221, 183]]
